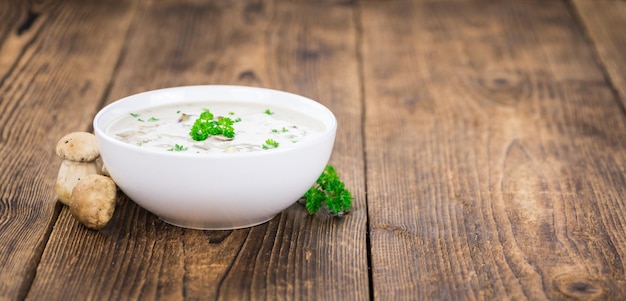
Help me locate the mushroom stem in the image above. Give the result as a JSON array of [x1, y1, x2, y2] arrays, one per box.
[[55, 160, 101, 205]]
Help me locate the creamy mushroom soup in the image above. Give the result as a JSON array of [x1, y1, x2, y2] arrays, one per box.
[[106, 102, 326, 154]]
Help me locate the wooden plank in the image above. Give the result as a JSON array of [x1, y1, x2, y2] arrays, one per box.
[[0, 0, 137, 300], [360, 0, 626, 300], [573, 0, 626, 109], [27, 0, 368, 300]]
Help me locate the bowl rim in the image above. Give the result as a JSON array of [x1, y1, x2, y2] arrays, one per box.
[[93, 85, 338, 159]]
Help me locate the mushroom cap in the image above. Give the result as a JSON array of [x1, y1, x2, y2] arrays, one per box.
[[56, 132, 99, 162], [69, 174, 117, 230]]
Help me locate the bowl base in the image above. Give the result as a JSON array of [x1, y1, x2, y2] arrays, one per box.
[[159, 215, 276, 230]]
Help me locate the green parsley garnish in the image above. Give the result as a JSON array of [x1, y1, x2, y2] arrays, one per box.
[[130, 112, 145, 122], [282, 127, 288, 133], [235, 117, 242, 122], [302, 165, 353, 217], [189, 109, 235, 141], [167, 144, 188, 152], [264, 109, 273, 115], [148, 117, 159, 122], [272, 129, 278, 133], [262, 138, 279, 149]]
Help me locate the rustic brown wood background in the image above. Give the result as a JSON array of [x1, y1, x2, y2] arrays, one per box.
[[1, 0, 625, 300]]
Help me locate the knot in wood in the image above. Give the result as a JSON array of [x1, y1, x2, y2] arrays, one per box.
[[553, 273, 606, 300], [482, 71, 522, 91], [477, 70, 527, 105]]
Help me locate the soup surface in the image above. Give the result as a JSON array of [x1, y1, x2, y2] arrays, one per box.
[[106, 101, 326, 154]]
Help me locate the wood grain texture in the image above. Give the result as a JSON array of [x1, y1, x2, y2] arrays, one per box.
[[26, 0, 368, 300], [360, 0, 626, 300], [572, 0, 626, 110], [0, 0, 137, 300]]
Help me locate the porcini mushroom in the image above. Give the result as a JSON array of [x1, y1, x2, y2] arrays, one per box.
[[55, 132, 102, 205], [69, 174, 117, 230]]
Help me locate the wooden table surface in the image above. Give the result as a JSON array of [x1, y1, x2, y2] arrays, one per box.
[[2, 0, 625, 300]]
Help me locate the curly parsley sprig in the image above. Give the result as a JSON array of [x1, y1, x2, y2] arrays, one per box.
[[189, 109, 235, 141], [167, 144, 188, 152], [262, 138, 279, 150], [302, 165, 353, 217]]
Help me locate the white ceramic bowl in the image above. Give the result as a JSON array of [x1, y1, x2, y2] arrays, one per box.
[[93, 85, 336, 230]]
